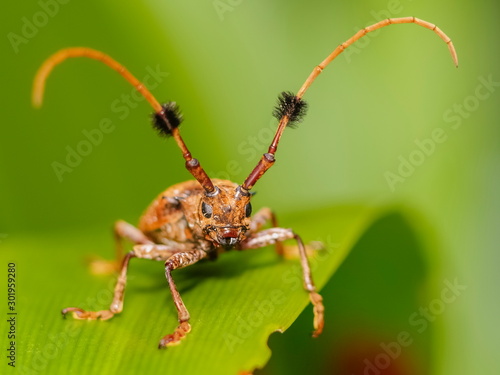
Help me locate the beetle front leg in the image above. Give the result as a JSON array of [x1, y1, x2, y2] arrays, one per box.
[[63, 251, 136, 320], [64, 242, 194, 322], [159, 250, 207, 348], [241, 228, 324, 337], [249, 207, 284, 255]]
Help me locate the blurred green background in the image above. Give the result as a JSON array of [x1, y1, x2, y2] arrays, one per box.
[[1, 0, 499, 374]]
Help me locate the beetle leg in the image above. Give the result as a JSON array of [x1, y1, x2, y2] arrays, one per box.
[[240, 228, 324, 337], [133, 242, 196, 261], [248, 207, 284, 255], [63, 251, 136, 320], [280, 240, 324, 260], [90, 220, 153, 275], [64, 242, 198, 323], [249, 210, 322, 258], [159, 250, 207, 348]]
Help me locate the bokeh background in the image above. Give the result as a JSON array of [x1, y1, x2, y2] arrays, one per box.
[[1, 0, 499, 374]]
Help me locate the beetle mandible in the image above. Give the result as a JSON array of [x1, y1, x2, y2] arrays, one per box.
[[32, 17, 457, 348]]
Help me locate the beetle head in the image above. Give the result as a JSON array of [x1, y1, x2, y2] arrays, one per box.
[[199, 185, 252, 249]]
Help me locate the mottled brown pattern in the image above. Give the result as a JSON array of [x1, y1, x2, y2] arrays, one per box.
[[139, 179, 253, 251]]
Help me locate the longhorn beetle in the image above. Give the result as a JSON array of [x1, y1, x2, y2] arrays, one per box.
[[32, 17, 457, 348]]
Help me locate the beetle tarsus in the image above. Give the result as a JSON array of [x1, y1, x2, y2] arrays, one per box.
[[158, 321, 191, 348], [310, 291, 325, 337], [62, 307, 115, 320]]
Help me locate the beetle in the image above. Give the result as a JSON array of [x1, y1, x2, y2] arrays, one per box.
[[32, 17, 457, 348]]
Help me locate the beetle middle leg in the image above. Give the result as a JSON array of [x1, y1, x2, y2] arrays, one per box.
[[240, 228, 324, 337], [90, 220, 154, 275]]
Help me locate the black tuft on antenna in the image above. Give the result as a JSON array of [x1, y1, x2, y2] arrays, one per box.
[[152, 102, 183, 137], [272, 91, 308, 128]]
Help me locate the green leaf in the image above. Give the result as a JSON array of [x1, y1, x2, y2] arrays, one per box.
[[1, 205, 430, 374], [260, 209, 432, 375]]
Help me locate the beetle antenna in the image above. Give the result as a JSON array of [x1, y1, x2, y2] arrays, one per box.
[[32, 47, 216, 194], [241, 17, 458, 191]]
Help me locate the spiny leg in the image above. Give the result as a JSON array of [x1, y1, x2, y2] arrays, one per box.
[[249, 207, 283, 255], [133, 242, 197, 261], [159, 250, 207, 348], [280, 239, 324, 261], [64, 243, 192, 321], [90, 220, 153, 275], [293, 234, 324, 337], [249, 208, 322, 258], [241, 228, 324, 337], [63, 251, 136, 320]]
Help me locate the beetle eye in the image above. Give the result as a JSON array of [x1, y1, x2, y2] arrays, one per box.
[[201, 202, 213, 218], [245, 202, 252, 217]]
